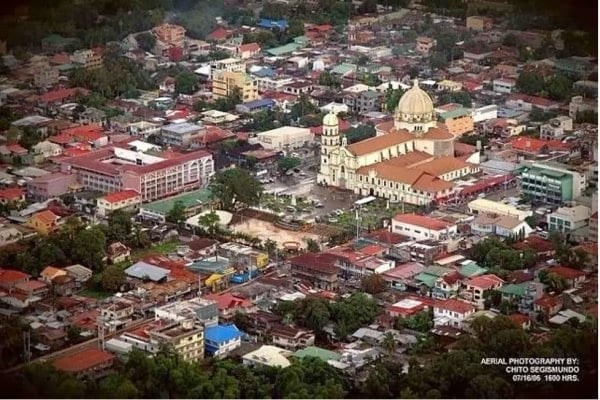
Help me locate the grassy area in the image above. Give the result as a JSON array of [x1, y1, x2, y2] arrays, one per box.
[[260, 194, 314, 213], [131, 239, 180, 261], [78, 288, 112, 300], [328, 199, 419, 232]]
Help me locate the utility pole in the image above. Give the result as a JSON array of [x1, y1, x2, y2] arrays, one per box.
[[23, 330, 31, 364]]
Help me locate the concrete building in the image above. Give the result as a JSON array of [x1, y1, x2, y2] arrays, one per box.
[[568, 95, 597, 119], [547, 205, 591, 233], [58, 146, 214, 201], [518, 162, 587, 204], [433, 299, 477, 329], [438, 107, 474, 136], [149, 319, 204, 362], [471, 213, 533, 238], [256, 126, 314, 151], [391, 213, 457, 241], [161, 122, 204, 148], [96, 189, 142, 217], [26, 172, 79, 201], [467, 198, 533, 221], [242, 345, 292, 368], [472, 105, 498, 123], [540, 116, 573, 140], [436, 80, 463, 92], [212, 70, 258, 102], [127, 121, 162, 140], [204, 324, 242, 358], [154, 297, 219, 326], [415, 37, 436, 54], [288, 253, 339, 291], [71, 49, 102, 70], [493, 78, 516, 94]]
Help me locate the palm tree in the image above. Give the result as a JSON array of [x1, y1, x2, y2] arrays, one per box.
[[380, 332, 398, 357]]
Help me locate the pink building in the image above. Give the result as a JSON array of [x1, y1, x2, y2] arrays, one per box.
[[26, 172, 79, 201], [58, 146, 213, 201]]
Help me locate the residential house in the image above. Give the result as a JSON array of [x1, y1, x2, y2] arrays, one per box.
[[270, 324, 315, 351], [545, 266, 586, 289], [471, 213, 533, 239], [466, 16, 493, 31], [433, 299, 477, 330], [203, 293, 256, 321], [540, 116, 573, 140], [439, 107, 473, 136], [161, 122, 204, 148], [26, 210, 60, 235], [288, 253, 339, 291], [149, 319, 205, 362], [64, 264, 93, 285], [492, 78, 516, 94], [107, 242, 131, 264], [415, 37, 436, 54], [52, 274, 76, 296], [0, 269, 31, 291], [461, 274, 504, 309], [40, 266, 67, 284], [238, 43, 261, 59], [547, 205, 591, 233], [432, 271, 462, 299], [534, 295, 563, 318]]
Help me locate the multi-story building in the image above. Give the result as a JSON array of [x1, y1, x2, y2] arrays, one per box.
[[540, 116, 573, 140], [433, 299, 477, 329], [58, 146, 214, 201], [547, 205, 591, 233], [288, 253, 339, 291], [518, 162, 587, 204], [390, 240, 445, 264], [149, 319, 204, 362], [204, 324, 242, 357], [416, 36, 436, 54], [33, 66, 59, 88], [589, 213, 597, 242], [26, 172, 79, 201], [461, 274, 504, 309], [161, 122, 204, 148], [392, 213, 457, 241], [154, 297, 219, 326], [270, 324, 315, 350], [342, 90, 381, 114], [568, 95, 598, 119], [256, 126, 314, 151], [492, 78, 516, 94], [436, 80, 463, 92], [219, 242, 269, 271], [152, 23, 186, 49], [438, 107, 474, 136], [255, 76, 294, 92], [472, 105, 498, 123], [212, 57, 246, 74], [127, 121, 162, 140], [212, 70, 258, 102], [71, 49, 103, 70]]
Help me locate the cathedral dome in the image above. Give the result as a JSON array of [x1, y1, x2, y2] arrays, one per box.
[[394, 79, 436, 128], [323, 110, 339, 126]]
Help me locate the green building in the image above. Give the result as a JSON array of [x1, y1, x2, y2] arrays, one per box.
[[139, 188, 215, 222], [518, 163, 586, 205]]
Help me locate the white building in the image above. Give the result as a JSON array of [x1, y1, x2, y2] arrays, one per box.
[[154, 297, 219, 327], [255, 126, 314, 150], [391, 213, 457, 241], [127, 121, 162, 139], [242, 345, 292, 368], [472, 105, 498, 123], [471, 213, 533, 238], [540, 116, 573, 140], [320, 102, 350, 114], [492, 78, 516, 94], [255, 76, 294, 92], [433, 299, 477, 329], [32, 140, 63, 158], [212, 57, 246, 73], [468, 198, 533, 221], [547, 205, 591, 233], [96, 189, 142, 218]]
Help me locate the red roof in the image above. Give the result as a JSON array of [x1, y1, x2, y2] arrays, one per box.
[[534, 294, 562, 309], [513, 235, 554, 253], [442, 271, 462, 285], [310, 119, 352, 135], [465, 274, 504, 290], [364, 229, 409, 245], [509, 313, 530, 325], [546, 266, 586, 280], [359, 244, 385, 256], [392, 213, 454, 231], [208, 27, 231, 41], [31, 210, 59, 225], [14, 280, 48, 292], [203, 293, 254, 311], [6, 144, 28, 154], [0, 269, 31, 284], [38, 87, 89, 104], [53, 348, 114, 373], [0, 187, 25, 201], [508, 93, 559, 108], [460, 174, 512, 196], [436, 298, 476, 314], [288, 252, 339, 274], [101, 189, 140, 204], [239, 42, 260, 53]]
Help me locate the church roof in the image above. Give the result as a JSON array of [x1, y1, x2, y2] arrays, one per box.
[[395, 79, 435, 118], [421, 127, 455, 140], [347, 130, 413, 156]]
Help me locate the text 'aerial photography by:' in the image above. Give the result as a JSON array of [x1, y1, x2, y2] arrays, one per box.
[[0, 0, 597, 399]]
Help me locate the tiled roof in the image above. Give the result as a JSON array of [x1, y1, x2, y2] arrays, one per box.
[[435, 298, 476, 314], [0, 269, 31, 284], [53, 348, 114, 373], [14, 280, 47, 292], [465, 274, 504, 290], [31, 210, 59, 225], [239, 43, 260, 53], [393, 213, 454, 231], [0, 187, 25, 201], [546, 266, 586, 280], [421, 127, 455, 140], [347, 130, 413, 156], [288, 252, 338, 274], [204, 293, 254, 311], [101, 189, 140, 204]]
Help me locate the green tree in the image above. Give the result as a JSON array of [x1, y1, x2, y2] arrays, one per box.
[[72, 227, 106, 271], [395, 310, 434, 332], [197, 211, 220, 236], [208, 168, 263, 211], [384, 85, 405, 113], [544, 74, 572, 100], [135, 32, 156, 52], [380, 332, 398, 356], [101, 264, 126, 292], [429, 51, 449, 70], [174, 71, 199, 95], [318, 71, 341, 88], [277, 156, 301, 173], [290, 94, 319, 120], [106, 209, 132, 243], [517, 71, 545, 95], [305, 238, 320, 253], [166, 200, 186, 224], [361, 73, 382, 86]]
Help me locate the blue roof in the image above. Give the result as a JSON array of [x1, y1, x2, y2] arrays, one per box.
[[252, 67, 275, 78], [124, 262, 170, 281], [258, 18, 288, 30], [241, 98, 275, 108], [205, 324, 241, 343]]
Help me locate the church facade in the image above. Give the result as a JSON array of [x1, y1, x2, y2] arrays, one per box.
[[317, 80, 480, 205]]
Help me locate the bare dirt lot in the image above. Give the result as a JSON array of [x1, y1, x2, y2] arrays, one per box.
[[231, 217, 322, 249]]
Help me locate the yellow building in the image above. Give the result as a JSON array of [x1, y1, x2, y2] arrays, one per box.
[[26, 210, 60, 235], [212, 70, 258, 101], [438, 107, 474, 137], [149, 319, 204, 362]]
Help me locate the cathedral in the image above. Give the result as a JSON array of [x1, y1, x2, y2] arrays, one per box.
[[318, 80, 480, 205]]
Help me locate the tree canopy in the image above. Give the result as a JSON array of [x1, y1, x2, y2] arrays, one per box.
[[208, 168, 263, 211]]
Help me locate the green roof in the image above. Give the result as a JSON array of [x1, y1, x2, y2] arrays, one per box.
[[331, 63, 357, 75], [415, 272, 438, 288], [361, 90, 380, 99], [293, 35, 308, 44], [294, 346, 341, 362], [141, 188, 213, 215], [187, 256, 232, 274], [423, 265, 451, 277], [266, 42, 301, 56], [500, 283, 527, 297], [541, 169, 567, 178], [459, 263, 488, 277], [439, 107, 470, 120]]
